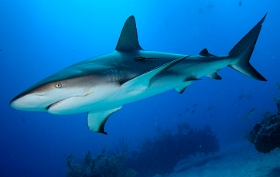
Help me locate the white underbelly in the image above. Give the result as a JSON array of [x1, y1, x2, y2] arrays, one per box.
[[48, 74, 186, 115]]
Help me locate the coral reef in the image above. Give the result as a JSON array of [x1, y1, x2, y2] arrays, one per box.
[[66, 144, 137, 177], [247, 83, 280, 153], [66, 124, 219, 177], [126, 123, 219, 177]]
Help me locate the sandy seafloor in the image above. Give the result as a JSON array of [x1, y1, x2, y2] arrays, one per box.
[[154, 142, 280, 177]]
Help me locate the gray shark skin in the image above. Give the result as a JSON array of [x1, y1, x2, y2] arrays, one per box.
[[10, 14, 267, 134]]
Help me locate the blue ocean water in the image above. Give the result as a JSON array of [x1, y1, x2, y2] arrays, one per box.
[[0, 0, 279, 176]]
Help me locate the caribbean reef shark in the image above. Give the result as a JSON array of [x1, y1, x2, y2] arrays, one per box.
[[10, 14, 267, 134], [242, 107, 257, 124]]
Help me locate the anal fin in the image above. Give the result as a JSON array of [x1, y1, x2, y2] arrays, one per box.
[[87, 107, 122, 134]]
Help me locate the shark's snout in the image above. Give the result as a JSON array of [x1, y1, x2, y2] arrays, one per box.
[[10, 93, 49, 112]]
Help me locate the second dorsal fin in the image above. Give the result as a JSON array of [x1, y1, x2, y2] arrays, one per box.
[[115, 16, 143, 51], [199, 48, 216, 57]]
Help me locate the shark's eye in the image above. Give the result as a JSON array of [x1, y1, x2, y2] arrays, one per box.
[[55, 82, 62, 88]]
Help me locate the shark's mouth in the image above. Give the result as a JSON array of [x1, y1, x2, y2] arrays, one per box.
[[46, 98, 70, 110], [46, 96, 81, 111], [46, 91, 95, 111]]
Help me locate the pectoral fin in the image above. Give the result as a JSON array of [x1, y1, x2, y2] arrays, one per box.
[[122, 56, 188, 92], [175, 85, 189, 94], [175, 81, 193, 94], [207, 71, 222, 80], [87, 107, 122, 134]]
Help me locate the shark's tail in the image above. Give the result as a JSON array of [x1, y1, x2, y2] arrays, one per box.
[[228, 13, 267, 81]]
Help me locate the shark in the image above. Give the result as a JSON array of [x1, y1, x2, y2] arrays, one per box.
[[242, 107, 257, 124], [238, 91, 253, 100], [10, 14, 267, 134], [232, 90, 253, 104]]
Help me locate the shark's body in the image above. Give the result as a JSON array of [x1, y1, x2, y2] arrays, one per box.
[[242, 107, 257, 123], [10, 14, 267, 134], [238, 91, 253, 101]]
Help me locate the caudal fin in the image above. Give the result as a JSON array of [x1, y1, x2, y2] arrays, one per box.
[[228, 13, 267, 81]]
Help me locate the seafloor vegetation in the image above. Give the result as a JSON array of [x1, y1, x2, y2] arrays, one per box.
[[66, 123, 219, 177], [247, 83, 280, 153], [66, 141, 137, 177], [126, 123, 219, 177]]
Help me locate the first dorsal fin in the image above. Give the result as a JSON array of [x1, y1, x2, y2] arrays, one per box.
[[116, 16, 143, 51], [199, 48, 216, 57]]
